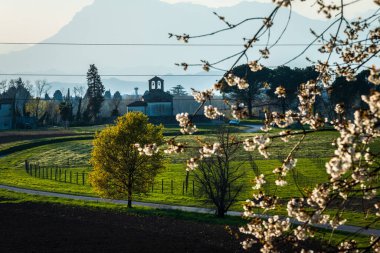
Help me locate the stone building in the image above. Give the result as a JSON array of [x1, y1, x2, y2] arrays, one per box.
[[127, 76, 173, 116]]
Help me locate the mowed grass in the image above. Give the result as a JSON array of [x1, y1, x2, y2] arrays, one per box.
[[1, 128, 380, 230], [54, 123, 248, 135], [0, 138, 329, 203]]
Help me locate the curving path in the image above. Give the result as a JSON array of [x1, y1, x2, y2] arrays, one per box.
[[242, 124, 263, 133], [0, 184, 379, 237]]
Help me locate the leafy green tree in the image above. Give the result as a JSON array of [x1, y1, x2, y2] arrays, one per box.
[[89, 112, 165, 208], [330, 70, 375, 117], [170, 85, 188, 96], [85, 64, 105, 122], [104, 89, 112, 100], [222, 65, 273, 117], [53, 90, 63, 101], [269, 66, 318, 113]]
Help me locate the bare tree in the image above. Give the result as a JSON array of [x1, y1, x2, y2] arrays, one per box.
[[33, 80, 51, 120], [111, 91, 122, 117], [194, 127, 245, 217], [0, 80, 7, 95]]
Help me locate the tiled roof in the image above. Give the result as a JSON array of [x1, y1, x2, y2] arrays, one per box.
[[127, 101, 147, 107]]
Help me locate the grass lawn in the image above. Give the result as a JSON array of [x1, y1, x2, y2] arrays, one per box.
[[1, 128, 379, 231], [0, 140, 378, 230]]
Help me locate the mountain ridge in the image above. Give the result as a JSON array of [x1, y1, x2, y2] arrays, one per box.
[[0, 0, 332, 93]]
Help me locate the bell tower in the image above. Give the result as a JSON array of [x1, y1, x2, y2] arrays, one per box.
[[149, 76, 164, 91]]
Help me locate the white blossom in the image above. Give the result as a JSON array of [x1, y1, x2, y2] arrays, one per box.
[[164, 141, 185, 154], [243, 135, 271, 158], [335, 104, 345, 114], [274, 86, 286, 98], [224, 73, 236, 86], [134, 143, 159, 156], [204, 105, 224, 119], [186, 157, 199, 171], [369, 65, 380, 85], [192, 89, 214, 103], [231, 103, 248, 119], [199, 142, 221, 158], [275, 179, 287, 186], [176, 113, 197, 135], [253, 174, 266, 189], [248, 60, 263, 72]]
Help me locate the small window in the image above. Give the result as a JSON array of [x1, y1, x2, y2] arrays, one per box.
[[151, 81, 156, 89], [157, 81, 161, 89]]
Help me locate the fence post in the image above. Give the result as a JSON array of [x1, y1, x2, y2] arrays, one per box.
[[182, 181, 185, 195], [25, 160, 28, 173], [50, 167, 52, 180], [192, 180, 195, 196], [64, 170, 67, 183], [34, 165, 37, 178], [38, 165, 41, 178], [161, 179, 164, 193], [76, 172, 78, 184], [59, 168, 62, 182], [82, 172, 85, 185]]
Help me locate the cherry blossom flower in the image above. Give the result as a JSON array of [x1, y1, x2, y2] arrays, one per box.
[[204, 105, 224, 119]]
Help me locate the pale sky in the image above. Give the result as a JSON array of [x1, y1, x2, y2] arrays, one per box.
[[0, 0, 94, 53], [0, 0, 377, 54], [162, 0, 377, 19]]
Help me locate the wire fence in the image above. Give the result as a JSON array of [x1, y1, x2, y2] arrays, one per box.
[[25, 160, 89, 186], [24, 157, 330, 198]]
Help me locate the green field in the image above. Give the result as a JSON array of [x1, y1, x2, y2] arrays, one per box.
[[0, 125, 379, 232]]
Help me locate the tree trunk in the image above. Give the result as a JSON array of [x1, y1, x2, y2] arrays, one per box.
[[247, 97, 253, 117], [127, 181, 133, 208], [76, 97, 82, 122], [216, 206, 225, 218], [185, 171, 189, 192]]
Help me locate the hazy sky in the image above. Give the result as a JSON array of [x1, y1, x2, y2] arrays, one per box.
[[0, 0, 94, 53], [162, 0, 377, 19], [0, 0, 377, 54]]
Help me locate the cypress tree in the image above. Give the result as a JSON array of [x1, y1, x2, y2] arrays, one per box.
[[85, 64, 105, 122]]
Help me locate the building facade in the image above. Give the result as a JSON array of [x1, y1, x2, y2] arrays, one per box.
[[127, 76, 173, 117], [0, 99, 13, 130]]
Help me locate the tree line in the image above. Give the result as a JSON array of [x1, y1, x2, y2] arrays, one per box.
[[222, 65, 376, 119], [0, 64, 123, 128]]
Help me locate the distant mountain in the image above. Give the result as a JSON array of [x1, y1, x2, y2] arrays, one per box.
[[0, 0, 333, 93]]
